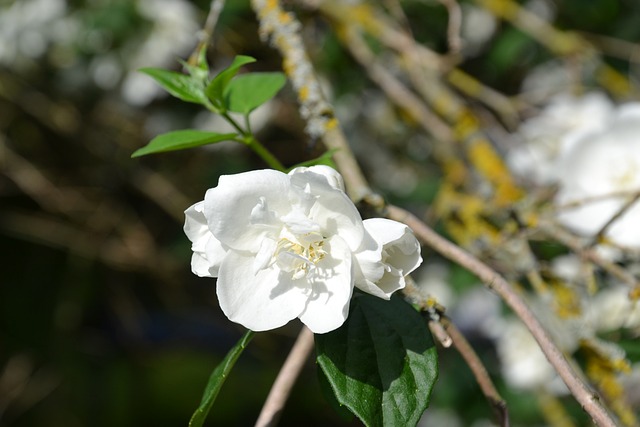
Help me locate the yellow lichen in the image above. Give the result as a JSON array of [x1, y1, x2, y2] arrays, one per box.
[[466, 138, 524, 206], [582, 340, 637, 427], [548, 279, 582, 318], [299, 85, 309, 102], [325, 117, 338, 131]]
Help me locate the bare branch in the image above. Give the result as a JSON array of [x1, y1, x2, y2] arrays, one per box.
[[438, 0, 463, 55], [255, 327, 315, 427], [440, 316, 510, 427]]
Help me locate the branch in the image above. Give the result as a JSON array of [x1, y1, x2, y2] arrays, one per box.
[[439, 316, 510, 427], [403, 280, 508, 426], [386, 204, 618, 427], [438, 0, 463, 55], [188, 0, 226, 65], [251, 0, 373, 203], [255, 327, 315, 427], [537, 218, 640, 294]]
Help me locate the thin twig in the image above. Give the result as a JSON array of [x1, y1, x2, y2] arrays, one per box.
[[188, 0, 226, 65], [440, 316, 510, 427], [591, 192, 640, 248], [386, 204, 618, 427], [341, 27, 455, 144], [438, 0, 463, 55], [255, 327, 315, 427], [578, 31, 640, 63], [537, 218, 640, 292]]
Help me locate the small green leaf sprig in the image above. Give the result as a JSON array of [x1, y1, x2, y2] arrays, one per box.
[[132, 51, 287, 171]]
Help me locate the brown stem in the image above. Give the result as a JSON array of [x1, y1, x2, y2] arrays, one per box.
[[386, 204, 618, 427], [255, 327, 315, 427], [439, 316, 510, 427]]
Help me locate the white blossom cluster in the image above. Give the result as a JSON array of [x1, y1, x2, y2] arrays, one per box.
[[508, 92, 640, 252]]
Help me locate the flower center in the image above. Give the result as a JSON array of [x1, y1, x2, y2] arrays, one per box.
[[275, 232, 326, 280]]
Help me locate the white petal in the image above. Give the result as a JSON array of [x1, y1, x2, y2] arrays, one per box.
[[375, 265, 407, 296], [355, 277, 393, 300], [364, 218, 422, 274], [352, 230, 386, 297], [253, 238, 277, 273], [298, 235, 354, 334], [185, 201, 227, 277], [191, 252, 213, 277], [184, 201, 209, 248], [280, 209, 321, 235], [354, 218, 423, 298], [288, 165, 346, 191], [303, 185, 365, 252], [216, 250, 307, 331], [204, 170, 290, 252]]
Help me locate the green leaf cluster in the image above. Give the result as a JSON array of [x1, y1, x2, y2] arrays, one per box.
[[132, 54, 286, 158]]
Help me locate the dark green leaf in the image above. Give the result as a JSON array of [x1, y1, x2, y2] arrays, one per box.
[[225, 72, 287, 114], [131, 130, 238, 158], [189, 330, 254, 427], [206, 55, 256, 108], [316, 294, 438, 427], [317, 363, 356, 422], [139, 68, 207, 104]]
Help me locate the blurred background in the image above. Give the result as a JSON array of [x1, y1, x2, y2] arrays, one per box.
[[1, 0, 639, 426]]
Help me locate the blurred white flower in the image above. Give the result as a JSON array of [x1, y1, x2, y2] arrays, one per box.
[[555, 104, 640, 249], [550, 254, 583, 283], [415, 262, 455, 308], [184, 166, 422, 333], [451, 288, 501, 336], [496, 318, 560, 390], [122, 0, 198, 105], [460, 4, 497, 56], [586, 286, 640, 332], [0, 0, 67, 66], [493, 299, 584, 393], [507, 92, 613, 185]]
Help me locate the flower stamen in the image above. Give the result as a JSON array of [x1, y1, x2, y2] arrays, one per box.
[[275, 235, 326, 279]]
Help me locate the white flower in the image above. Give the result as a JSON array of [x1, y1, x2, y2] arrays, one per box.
[[555, 104, 640, 250], [496, 318, 558, 390], [184, 166, 422, 334], [507, 92, 613, 185]]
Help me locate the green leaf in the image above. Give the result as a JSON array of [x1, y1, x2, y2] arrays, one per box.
[[286, 149, 338, 172], [139, 68, 208, 104], [189, 330, 254, 427], [206, 55, 256, 108], [179, 45, 210, 83], [131, 130, 238, 158], [225, 72, 287, 114], [317, 364, 355, 422], [316, 294, 438, 427]]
